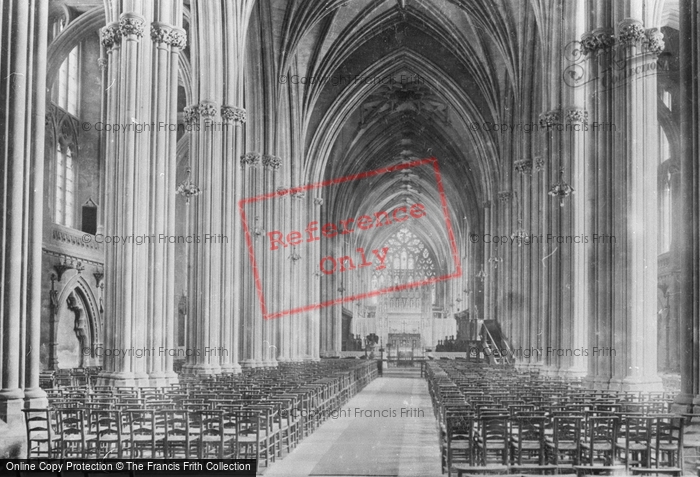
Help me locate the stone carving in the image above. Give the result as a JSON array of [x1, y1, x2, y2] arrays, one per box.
[[566, 108, 588, 124], [240, 152, 261, 166], [538, 110, 560, 129], [119, 16, 145, 38], [150, 24, 173, 45], [221, 106, 247, 124], [100, 24, 121, 50], [262, 154, 282, 170]]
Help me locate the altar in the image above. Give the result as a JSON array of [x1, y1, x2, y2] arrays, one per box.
[[387, 333, 421, 364]]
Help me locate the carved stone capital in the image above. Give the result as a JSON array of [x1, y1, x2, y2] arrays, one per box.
[[240, 152, 261, 167], [97, 58, 108, 70], [538, 110, 561, 129], [119, 13, 146, 39], [184, 101, 218, 123], [221, 106, 246, 124], [644, 28, 665, 55], [534, 155, 546, 172], [150, 23, 173, 45], [262, 154, 282, 170], [184, 105, 198, 125], [170, 28, 187, 49], [198, 101, 218, 120], [618, 19, 645, 46], [497, 191, 513, 203], [100, 23, 121, 50], [566, 108, 588, 124], [581, 29, 615, 55], [514, 159, 532, 175]]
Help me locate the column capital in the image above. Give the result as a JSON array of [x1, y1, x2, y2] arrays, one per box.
[[100, 22, 121, 51], [262, 154, 282, 170], [170, 28, 187, 50], [184, 101, 219, 124], [221, 106, 246, 124], [497, 191, 513, 203], [150, 22, 174, 46], [565, 108, 589, 124], [240, 152, 261, 167], [119, 13, 146, 40], [581, 28, 615, 56], [513, 159, 533, 175], [538, 109, 561, 129], [198, 101, 218, 120]]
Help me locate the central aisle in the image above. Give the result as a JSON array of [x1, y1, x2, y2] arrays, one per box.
[[264, 367, 441, 477]]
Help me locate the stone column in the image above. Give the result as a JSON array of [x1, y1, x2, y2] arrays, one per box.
[[261, 154, 281, 367], [608, 18, 663, 391], [25, 0, 50, 405], [100, 2, 183, 386], [220, 106, 246, 373], [239, 152, 264, 368], [674, 0, 700, 412], [0, 0, 50, 424]]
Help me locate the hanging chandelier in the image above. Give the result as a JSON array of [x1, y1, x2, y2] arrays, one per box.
[[510, 218, 529, 247], [548, 167, 574, 207], [488, 254, 503, 269], [176, 167, 201, 204], [476, 265, 487, 281]]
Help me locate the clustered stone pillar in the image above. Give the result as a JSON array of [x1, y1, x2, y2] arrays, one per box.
[[580, 6, 664, 391], [0, 0, 50, 427], [675, 0, 700, 413], [100, 2, 184, 386]]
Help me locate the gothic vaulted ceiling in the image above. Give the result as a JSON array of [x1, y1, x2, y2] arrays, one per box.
[[249, 0, 541, 274]]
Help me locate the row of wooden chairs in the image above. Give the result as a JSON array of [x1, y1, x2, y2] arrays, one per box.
[[426, 361, 683, 476], [29, 360, 379, 468]]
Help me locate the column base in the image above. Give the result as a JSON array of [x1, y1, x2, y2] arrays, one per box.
[[148, 373, 178, 387], [608, 375, 664, 392], [240, 359, 261, 369], [96, 371, 149, 387], [180, 363, 220, 375], [561, 367, 588, 380], [0, 389, 24, 425]]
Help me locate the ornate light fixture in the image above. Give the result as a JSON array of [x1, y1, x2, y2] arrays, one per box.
[[253, 216, 264, 238], [548, 167, 574, 207], [510, 218, 529, 247], [488, 254, 503, 269], [476, 265, 487, 281], [176, 167, 201, 204], [289, 248, 302, 262]]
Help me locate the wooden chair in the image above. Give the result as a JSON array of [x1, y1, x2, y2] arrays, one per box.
[[127, 409, 161, 458], [510, 414, 547, 465], [86, 409, 127, 459], [475, 414, 509, 465], [56, 408, 93, 457], [23, 408, 60, 458], [545, 415, 583, 466], [580, 415, 619, 466], [161, 409, 192, 458], [444, 414, 475, 476], [616, 414, 653, 470], [195, 410, 235, 459]]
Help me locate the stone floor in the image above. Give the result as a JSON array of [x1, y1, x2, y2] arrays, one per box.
[[263, 367, 441, 477]]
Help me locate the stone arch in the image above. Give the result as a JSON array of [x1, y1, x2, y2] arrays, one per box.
[[49, 275, 102, 369]]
